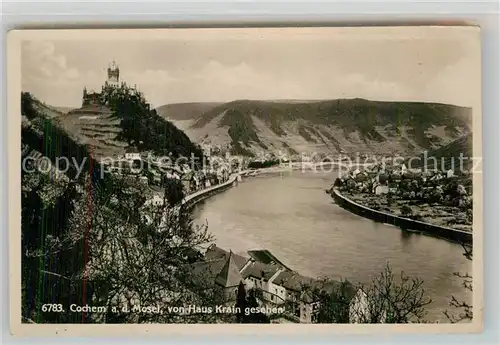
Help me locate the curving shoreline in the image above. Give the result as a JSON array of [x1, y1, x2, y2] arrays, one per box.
[[180, 165, 291, 209], [178, 171, 472, 245], [330, 188, 472, 244], [181, 171, 251, 209]]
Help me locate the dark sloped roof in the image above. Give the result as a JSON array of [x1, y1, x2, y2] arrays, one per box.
[[126, 147, 139, 153], [191, 259, 226, 280], [281, 273, 315, 292], [247, 250, 291, 269], [273, 270, 295, 286], [215, 251, 243, 288], [204, 245, 248, 270], [240, 261, 281, 280]]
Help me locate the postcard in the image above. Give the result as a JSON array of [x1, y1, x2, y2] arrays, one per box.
[[7, 26, 482, 336]]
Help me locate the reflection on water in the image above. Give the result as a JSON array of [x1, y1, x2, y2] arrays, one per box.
[[192, 170, 472, 322]]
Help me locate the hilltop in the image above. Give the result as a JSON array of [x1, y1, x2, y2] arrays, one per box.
[[28, 85, 204, 161], [409, 133, 473, 172], [155, 102, 222, 132], [157, 99, 472, 157], [156, 102, 222, 121]]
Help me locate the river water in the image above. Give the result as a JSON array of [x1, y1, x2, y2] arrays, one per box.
[[191, 168, 472, 322]]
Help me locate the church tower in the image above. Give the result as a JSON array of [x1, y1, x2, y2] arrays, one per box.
[[106, 60, 120, 85]]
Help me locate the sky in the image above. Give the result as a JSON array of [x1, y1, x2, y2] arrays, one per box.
[[21, 27, 481, 109]]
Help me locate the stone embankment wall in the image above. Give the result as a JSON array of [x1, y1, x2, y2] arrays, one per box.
[[331, 188, 472, 244]]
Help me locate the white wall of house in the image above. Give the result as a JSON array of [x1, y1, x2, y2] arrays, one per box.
[[349, 289, 369, 323], [144, 194, 164, 207], [348, 289, 387, 323], [375, 185, 389, 195], [243, 277, 255, 290], [299, 302, 317, 323], [267, 281, 287, 304], [125, 152, 141, 161]]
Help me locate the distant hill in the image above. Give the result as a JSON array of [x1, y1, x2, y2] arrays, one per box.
[[409, 133, 473, 172], [156, 102, 222, 121], [53, 106, 75, 114], [157, 98, 472, 156], [28, 101, 69, 119]]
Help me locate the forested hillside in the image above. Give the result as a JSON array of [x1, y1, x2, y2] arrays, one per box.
[[21, 92, 222, 324], [164, 98, 471, 156]]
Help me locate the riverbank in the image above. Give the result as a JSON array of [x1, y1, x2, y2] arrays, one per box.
[[181, 164, 307, 207], [344, 192, 472, 232], [181, 172, 244, 209], [330, 188, 472, 244]]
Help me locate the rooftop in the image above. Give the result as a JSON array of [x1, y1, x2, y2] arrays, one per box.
[[204, 245, 248, 270], [247, 249, 291, 270], [126, 147, 139, 154], [214, 251, 243, 288], [241, 261, 281, 280]]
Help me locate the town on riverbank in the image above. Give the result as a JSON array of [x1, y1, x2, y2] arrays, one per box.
[[327, 162, 473, 233]]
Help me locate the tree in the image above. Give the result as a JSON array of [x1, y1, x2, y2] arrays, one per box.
[[349, 264, 432, 323], [235, 281, 247, 323], [444, 244, 473, 323], [244, 288, 270, 323], [100, 83, 203, 161], [311, 279, 355, 323], [67, 174, 225, 324], [466, 209, 473, 223], [410, 180, 419, 191], [22, 170, 227, 324], [386, 192, 393, 207], [401, 205, 413, 217], [378, 173, 389, 185], [163, 177, 185, 207]]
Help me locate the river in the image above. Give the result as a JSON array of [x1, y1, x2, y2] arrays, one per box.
[[191, 168, 472, 322]]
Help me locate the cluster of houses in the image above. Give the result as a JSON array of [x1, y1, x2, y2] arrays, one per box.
[[336, 162, 464, 197], [103, 146, 236, 196], [191, 244, 374, 324]]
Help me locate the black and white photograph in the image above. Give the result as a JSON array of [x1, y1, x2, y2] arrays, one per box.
[[11, 26, 482, 332]]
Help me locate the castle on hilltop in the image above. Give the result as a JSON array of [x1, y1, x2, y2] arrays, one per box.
[[82, 61, 120, 106], [106, 60, 120, 85]]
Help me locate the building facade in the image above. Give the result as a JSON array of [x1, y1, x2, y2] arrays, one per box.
[[197, 245, 365, 323]]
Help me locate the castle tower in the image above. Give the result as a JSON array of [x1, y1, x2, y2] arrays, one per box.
[[106, 60, 120, 85], [82, 87, 88, 106]]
